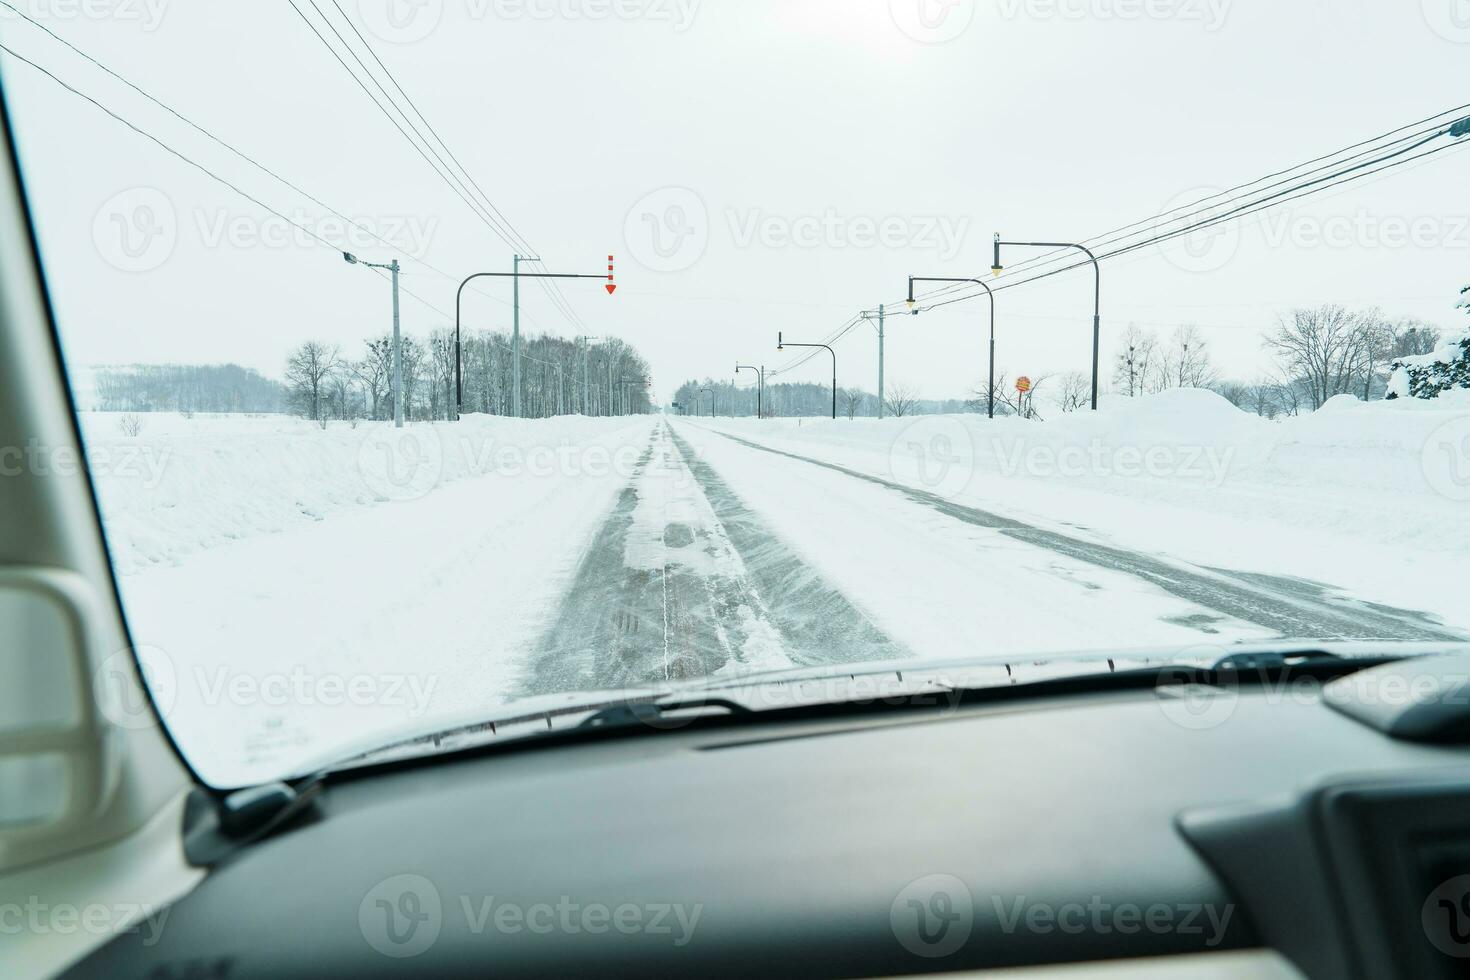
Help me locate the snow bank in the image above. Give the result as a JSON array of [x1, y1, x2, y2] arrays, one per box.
[[81, 412, 649, 575]]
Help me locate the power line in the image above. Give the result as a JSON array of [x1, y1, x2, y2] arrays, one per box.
[[0, 0, 542, 325], [778, 104, 1470, 378], [297, 0, 591, 334], [901, 104, 1470, 309]]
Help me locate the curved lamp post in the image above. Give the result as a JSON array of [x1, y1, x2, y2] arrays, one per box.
[[992, 234, 1101, 411], [776, 332, 836, 420], [736, 364, 764, 419], [906, 276, 997, 419]]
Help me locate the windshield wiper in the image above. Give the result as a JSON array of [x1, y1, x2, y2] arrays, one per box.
[[580, 697, 750, 731]]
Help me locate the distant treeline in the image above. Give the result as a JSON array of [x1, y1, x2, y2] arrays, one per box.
[[91, 364, 287, 414], [672, 380, 967, 419]]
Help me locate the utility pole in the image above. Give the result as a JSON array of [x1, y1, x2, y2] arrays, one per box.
[[390, 259, 402, 428], [343, 252, 404, 428], [512, 254, 533, 419], [877, 304, 884, 421], [861, 304, 912, 420]]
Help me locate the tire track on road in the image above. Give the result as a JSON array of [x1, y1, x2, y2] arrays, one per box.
[[520, 422, 907, 698], [684, 423, 1464, 644]]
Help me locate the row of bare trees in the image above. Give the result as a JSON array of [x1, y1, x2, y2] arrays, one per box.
[[285, 331, 652, 423]]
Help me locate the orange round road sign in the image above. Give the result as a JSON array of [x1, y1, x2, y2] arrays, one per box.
[[1016, 376, 1033, 394]]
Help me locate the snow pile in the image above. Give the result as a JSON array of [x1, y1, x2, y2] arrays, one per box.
[[1387, 329, 1470, 401], [81, 412, 647, 575]]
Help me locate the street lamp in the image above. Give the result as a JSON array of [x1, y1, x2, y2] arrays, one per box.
[[699, 386, 715, 419], [454, 256, 616, 420], [736, 363, 764, 419], [777, 332, 837, 420], [992, 233, 1102, 410], [906, 275, 998, 419], [343, 252, 403, 429]]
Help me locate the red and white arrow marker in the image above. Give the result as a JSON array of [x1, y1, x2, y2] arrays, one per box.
[[606, 255, 617, 295]]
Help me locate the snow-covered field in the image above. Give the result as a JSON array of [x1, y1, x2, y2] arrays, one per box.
[[81, 392, 1470, 786]]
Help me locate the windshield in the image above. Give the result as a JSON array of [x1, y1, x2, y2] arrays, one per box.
[[4, 1, 1468, 787]]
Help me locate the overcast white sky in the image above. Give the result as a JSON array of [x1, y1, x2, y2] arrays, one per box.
[[2, 0, 1467, 403]]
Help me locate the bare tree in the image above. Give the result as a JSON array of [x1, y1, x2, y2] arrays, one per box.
[[284, 341, 340, 421], [1211, 381, 1249, 409], [1262, 306, 1383, 410], [1057, 372, 1091, 412], [1112, 324, 1161, 397], [1391, 318, 1443, 359], [884, 382, 918, 418], [841, 387, 867, 420], [1164, 325, 1218, 389], [355, 338, 391, 421]]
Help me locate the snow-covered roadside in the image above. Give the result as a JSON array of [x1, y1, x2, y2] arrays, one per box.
[[79, 411, 653, 575], [85, 413, 656, 787], [681, 390, 1470, 636]]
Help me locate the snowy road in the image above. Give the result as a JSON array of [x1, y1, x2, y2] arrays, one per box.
[[685, 424, 1463, 644], [521, 421, 905, 696], [100, 401, 1468, 786], [525, 416, 1463, 694]]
